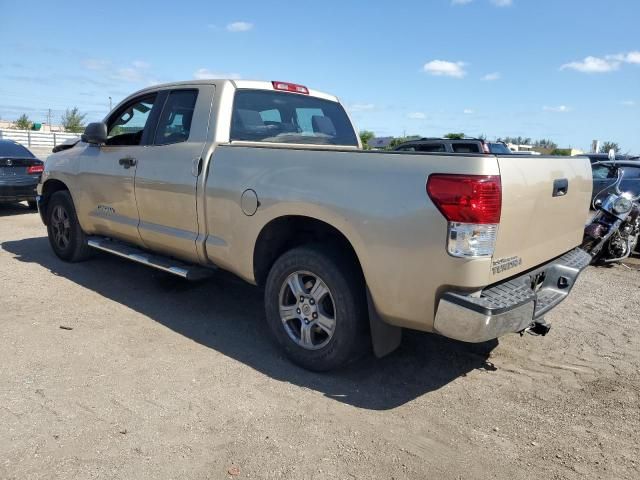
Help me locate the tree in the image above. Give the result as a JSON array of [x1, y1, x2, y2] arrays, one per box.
[[387, 135, 422, 150], [61, 107, 87, 133], [14, 114, 32, 130], [533, 138, 558, 149], [599, 141, 620, 154], [359, 130, 375, 150], [444, 132, 465, 140]]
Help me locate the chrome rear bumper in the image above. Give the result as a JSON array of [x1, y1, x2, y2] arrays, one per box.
[[434, 248, 591, 343]]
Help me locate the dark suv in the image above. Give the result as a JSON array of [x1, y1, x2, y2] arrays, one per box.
[[579, 154, 640, 205], [393, 138, 512, 154]]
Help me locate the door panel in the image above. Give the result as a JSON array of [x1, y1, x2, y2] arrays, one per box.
[[75, 93, 160, 246], [133, 86, 214, 263]]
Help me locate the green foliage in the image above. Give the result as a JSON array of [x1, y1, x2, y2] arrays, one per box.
[[387, 135, 421, 150], [61, 107, 87, 133], [550, 148, 571, 156], [599, 141, 620, 154], [444, 132, 465, 140], [533, 138, 558, 149], [359, 130, 375, 150], [497, 136, 533, 146], [14, 114, 32, 130]]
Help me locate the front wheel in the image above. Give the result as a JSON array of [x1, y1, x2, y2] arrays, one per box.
[[264, 245, 368, 371], [46, 191, 92, 262]]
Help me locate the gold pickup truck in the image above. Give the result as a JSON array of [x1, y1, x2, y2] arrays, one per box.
[[37, 79, 593, 371]]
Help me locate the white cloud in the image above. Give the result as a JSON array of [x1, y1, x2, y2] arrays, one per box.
[[561, 51, 640, 74], [491, 0, 512, 6], [451, 0, 473, 5], [481, 72, 501, 81], [463, 109, 475, 114], [621, 100, 636, 106], [408, 112, 426, 119], [423, 60, 467, 78], [226, 21, 253, 32], [193, 68, 241, 80], [622, 51, 640, 64], [543, 105, 570, 113], [561, 56, 620, 73]]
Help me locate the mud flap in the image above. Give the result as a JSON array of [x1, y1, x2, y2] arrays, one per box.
[[366, 288, 402, 358]]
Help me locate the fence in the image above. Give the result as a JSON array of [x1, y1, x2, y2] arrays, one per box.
[[0, 128, 79, 149]]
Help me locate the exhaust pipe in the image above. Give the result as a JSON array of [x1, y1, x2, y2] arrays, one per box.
[[522, 320, 551, 337]]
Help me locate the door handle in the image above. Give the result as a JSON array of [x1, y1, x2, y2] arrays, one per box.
[[191, 157, 202, 177], [119, 157, 137, 169], [552, 178, 568, 197]]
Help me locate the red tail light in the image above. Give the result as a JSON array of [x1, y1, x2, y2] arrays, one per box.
[[427, 174, 501, 224], [27, 165, 44, 174], [272, 81, 309, 95]]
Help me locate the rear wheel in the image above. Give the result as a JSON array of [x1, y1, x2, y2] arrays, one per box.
[[46, 191, 92, 262], [264, 245, 368, 371]]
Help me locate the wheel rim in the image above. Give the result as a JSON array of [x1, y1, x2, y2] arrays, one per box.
[[278, 271, 336, 350], [50, 205, 71, 250]]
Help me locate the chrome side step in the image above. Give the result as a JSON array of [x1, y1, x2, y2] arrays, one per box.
[[87, 236, 214, 281]]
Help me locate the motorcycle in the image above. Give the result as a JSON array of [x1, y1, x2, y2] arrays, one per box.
[[582, 156, 640, 265]]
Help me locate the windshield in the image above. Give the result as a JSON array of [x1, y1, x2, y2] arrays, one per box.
[[0, 141, 35, 158], [488, 142, 512, 154], [230, 89, 358, 146]]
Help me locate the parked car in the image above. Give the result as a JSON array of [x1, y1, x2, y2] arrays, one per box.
[[0, 139, 44, 209], [578, 154, 640, 206], [38, 79, 592, 371], [393, 137, 512, 155]]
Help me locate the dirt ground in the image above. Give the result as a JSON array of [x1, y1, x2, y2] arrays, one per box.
[[1, 204, 639, 480]]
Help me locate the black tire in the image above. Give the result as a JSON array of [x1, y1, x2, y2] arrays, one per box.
[[264, 245, 368, 371], [46, 191, 93, 262], [27, 200, 38, 210]]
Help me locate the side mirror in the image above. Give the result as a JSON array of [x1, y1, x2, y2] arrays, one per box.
[[81, 122, 107, 145]]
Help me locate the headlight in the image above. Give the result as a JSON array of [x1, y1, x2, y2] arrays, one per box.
[[613, 197, 633, 214]]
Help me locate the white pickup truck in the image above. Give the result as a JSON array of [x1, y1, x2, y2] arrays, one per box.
[[38, 79, 593, 370]]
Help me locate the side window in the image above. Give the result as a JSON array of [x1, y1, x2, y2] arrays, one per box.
[[417, 144, 446, 153], [452, 143, 480, 153], [397, 146, 416, 152], [591, 165, 611, 179], [106, 94, 157, 146], [153, 89, 199, 145]]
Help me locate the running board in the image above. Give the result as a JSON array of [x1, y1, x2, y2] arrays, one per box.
[[87, 236, 214, 281]]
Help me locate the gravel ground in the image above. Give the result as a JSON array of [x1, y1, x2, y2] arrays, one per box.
[[1, 204, 639, 480]]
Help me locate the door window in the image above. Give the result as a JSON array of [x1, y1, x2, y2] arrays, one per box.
[[106, 94, 157, 146], [153, 90, 199, 145]]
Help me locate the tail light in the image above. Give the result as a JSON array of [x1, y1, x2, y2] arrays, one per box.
[[427, 174, 501, 257], [27, 165, 44, 174], [272, 81, 309, 95]]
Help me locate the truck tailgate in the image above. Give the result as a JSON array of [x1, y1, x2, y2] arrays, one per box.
[[491, 155, 592, 281]]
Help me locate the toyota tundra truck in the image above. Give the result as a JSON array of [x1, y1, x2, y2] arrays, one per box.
[[37, 79, 593, 371]]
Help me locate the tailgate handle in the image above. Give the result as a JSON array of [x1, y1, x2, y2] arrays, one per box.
[[552, 178, 568, 197]]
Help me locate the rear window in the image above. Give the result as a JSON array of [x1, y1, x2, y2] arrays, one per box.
[[230, 90, 358, 146], [451, 142, 481, 153], [488, 142, 512, 154], [0, 141, 35, 158]]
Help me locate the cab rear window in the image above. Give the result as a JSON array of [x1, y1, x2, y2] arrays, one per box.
[[230, 90, 358, 146]]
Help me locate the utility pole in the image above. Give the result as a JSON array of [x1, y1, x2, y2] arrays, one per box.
[[47, 109, 52, 131], [109, 96, 112, 111]]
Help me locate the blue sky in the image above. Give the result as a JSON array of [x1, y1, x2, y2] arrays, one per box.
[[1, 0, 638, 152]]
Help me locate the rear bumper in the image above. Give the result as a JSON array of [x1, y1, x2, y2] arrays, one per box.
[[0, 179, 38, 202], [433, 248, 591, 343]]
